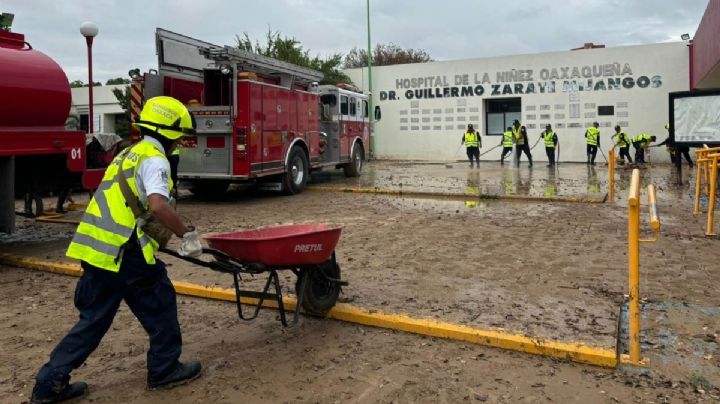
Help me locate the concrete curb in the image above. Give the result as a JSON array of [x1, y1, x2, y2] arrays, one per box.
[[0, 252, 618, 368]]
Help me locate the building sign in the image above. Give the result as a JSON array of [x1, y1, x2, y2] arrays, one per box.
[[379, 63, 662, 101]]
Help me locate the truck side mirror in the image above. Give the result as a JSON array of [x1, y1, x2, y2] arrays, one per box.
[[374, 106, 381, 121]]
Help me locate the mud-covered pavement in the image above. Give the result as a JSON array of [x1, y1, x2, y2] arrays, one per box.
[[1, 160, 718, 402]]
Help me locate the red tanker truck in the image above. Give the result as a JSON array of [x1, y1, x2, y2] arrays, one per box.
[[0, 29, 91, 233]]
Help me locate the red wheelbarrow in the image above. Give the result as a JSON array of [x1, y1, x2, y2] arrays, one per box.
[[161, 223, 345, 327]]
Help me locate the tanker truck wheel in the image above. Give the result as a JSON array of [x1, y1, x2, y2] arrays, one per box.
[[296, 259, 341, 317], [343, 143, 364, 177], [282, 147, 309, 195]]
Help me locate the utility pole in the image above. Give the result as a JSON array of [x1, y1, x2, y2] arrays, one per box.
[[366, 0, 374, 158]]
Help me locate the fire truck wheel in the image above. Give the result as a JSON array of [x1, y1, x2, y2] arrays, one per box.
[[343, 143, 364, 177], [282, 147, 309, 195], [189, 180, 229, 198], [296, 259, 341, 316]]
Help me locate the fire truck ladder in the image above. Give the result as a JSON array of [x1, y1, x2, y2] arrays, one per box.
[[199, 45, 324, 88]]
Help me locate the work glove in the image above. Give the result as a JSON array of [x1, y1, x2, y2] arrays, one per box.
[[178, 227, 202, 257]]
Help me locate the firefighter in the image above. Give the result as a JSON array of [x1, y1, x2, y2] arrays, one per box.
[[499, 126, 514, 165], [513, 121, 533, 167], [612, 125, 632, 164], [461, 124, 481, 168], [31, 97, 204, 403], [631, 133, 656, 164], [585, 122, 600, 165], [540, 124, 558, 166]]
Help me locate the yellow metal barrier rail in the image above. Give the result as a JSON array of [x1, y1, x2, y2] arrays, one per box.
[[626, 168, 660, 365], [694, 146, 720, 236]]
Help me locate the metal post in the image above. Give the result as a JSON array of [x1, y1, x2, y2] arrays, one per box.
[[366, 0, 374, 158], [86, 36, 94, 134], [706, 157, 718, 236], [608, 147, 615, 202], [0, 157, 15, 234], [627, 168, 641, 364]]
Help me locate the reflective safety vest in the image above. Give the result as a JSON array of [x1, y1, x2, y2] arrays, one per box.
[[586, 127, 599, 146], [632, 133, 651, 145], [613, 132, 628, 148], [464, 131, 480, 148], [171, 146, 181, 156], [512, 127, 524, 145], [66, 141, 174, 272], [503, 131, 514, 147], [543, 130, 556, 148]]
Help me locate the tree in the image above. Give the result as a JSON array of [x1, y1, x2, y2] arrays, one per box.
[[106, 77, 130, 85], [235, 28, 351, 85], [69, 80, 102, 88], [343, 43, 433, 69]]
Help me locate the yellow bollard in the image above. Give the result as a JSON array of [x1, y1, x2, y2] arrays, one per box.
[[707, 156, 718, 237], [608, 146, 615, 202], [627, 169, 641, 364], [694, 153, 703, 215]]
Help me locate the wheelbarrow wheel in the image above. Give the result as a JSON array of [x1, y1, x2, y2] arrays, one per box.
[[296, 260, 341, 316]]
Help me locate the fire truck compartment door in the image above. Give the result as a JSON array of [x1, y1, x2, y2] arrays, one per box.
[[178, 116, 232, 176], [319, 121, 340, 164]]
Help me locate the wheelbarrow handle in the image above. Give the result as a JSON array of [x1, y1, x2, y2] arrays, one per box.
[[158, 247, 267, 274]]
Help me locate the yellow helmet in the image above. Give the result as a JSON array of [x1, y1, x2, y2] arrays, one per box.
[[133, 96, 196, 140], [665, 122, 669, 130]]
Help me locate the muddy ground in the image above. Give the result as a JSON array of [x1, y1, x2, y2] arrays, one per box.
[[0, 161, 718, 403]]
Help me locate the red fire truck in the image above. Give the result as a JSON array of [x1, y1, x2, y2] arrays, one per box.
[[135, 29, 378, 196], [0, 28, 88, 233]]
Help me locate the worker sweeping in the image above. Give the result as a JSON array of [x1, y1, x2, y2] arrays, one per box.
[[30, 96, 204, 403], [512, 120, 533, 167], [657, 122, 693, 167], [461, 124, 481, 168], [631, 133, 656, 164], [499, 126, 514, 165], [585, 122, 600, 165], [612, 125, 632, 164], [540, 124, 558, 167]]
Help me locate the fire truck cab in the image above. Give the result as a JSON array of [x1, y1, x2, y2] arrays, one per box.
[[141, 29, 375, 196]]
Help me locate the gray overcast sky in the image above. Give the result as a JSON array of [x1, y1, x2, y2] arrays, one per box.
[[3, 0, 710, 83]]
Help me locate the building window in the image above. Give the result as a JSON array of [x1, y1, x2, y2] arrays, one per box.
[[485, 98, 521, 136], [598, 106, 614, 116]]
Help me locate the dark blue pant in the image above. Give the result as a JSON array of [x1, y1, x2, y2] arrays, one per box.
[[466, 146, 479, 164], [34, 239, 182, 391]]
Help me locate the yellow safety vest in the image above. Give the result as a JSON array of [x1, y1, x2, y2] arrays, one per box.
[[586, 127, 599, 146], [464, 131, 479, 148], [503, 131, 514, 147], [66, 141, 174, 272], [543, 131, 556, 148], [632, 133, 651, 145], [613, 132, 628, 148], [512, 127, 524, 145]]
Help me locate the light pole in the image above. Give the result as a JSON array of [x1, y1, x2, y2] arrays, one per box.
[[80, 21, 99, 134], [366, 0, 374, 157]]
